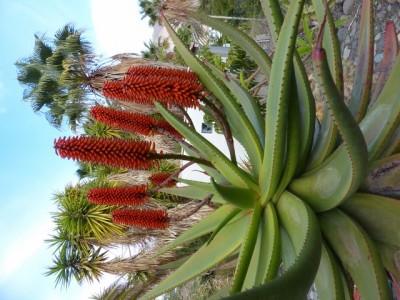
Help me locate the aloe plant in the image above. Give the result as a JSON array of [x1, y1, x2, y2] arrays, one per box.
[[138, 1, 399, 299], [53, 0, 399, 298]]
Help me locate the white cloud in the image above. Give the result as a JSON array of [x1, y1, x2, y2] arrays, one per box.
[[90, 0, 153, 56]]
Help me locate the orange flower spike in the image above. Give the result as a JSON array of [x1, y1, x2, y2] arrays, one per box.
[[87, 185, 149, 206], [54, 136, 158, 170], [149, 173, 177, 187], [112, 209, 170, 229]]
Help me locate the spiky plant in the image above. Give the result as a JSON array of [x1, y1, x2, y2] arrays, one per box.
[[52, 0, 400, 298], [133, 1, 398, 299]]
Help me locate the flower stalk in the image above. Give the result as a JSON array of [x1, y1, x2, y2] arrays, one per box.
[[54, 136, 158, 170], [112, 208, 169, 229], [87, 185, 149, 206], [90, 105, 182, 138]]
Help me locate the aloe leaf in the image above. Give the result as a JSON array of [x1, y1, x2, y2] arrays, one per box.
[[272, 88, 301, 203], [360, 153, 400, 199], [319, 209, 392, 300], [142, 214, 249, 300], [259, 0, 305, 203], [382, 126, 400, 157], [315, 242, 346, 300], [311, 0, 343, 94], [260, 203, 280, 282], [212, 180, 257, 209], [207, 208, 241, 245], [227, 191, 322, 299], [290, 22, 368, 211], [293, 58, 317, 173], [341, 193, 400, 248], [160, 181, 224, 204], [260, 0, 282, 45], [180, 141, 225, 183], [348, 0, 374, 122], [371, 20, 399, 104], [290, 50, 400, 211], [242, 202, 280, 290], [280, 226, 296, 272], [156, 102, 257, 190], [162, 17, 264, 177], [192, 13, 272, 80], [205, 62, 265, 144], [260, 0, 316, 179], [306, 0, 343, 170], [361, 51, 400, 161], [231, 201, 263, 293], [156, 204, 237, 255], [376, 242, 400, 281]]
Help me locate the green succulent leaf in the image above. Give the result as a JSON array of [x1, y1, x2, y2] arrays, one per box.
[[156, 204, 238, 255], [207, 208, 241, 245], [315, 242, 346, 300], [205, 62, 265, 144], [155, 102, 257, 190], [160, 183, 224, 204], [259, 0, 305, 203], [179, 141, 225, 183], [211, 179, 257, 209], [231, 200, 263, 293], [192, 13, 272, 80], [311, 0, 343, 93], [371, 20, 399, 104], [376, 242, 400, 281], [348, 0, 374, 122], [226, 191, 322, 299], [272, 87, 301, 202], [360, 153, 400, 199], [279, 226, 296, 272], [341, 193, 400, 247], [306, 0, 343, 170], [142, 214, 250, 300], [162, 16, 263, 178], [290, 21, 368, 211], [361, 50, 400, 160], [319, 209, 392, 300], [242, 202, 280, 289], [260, 202, 280, 283]]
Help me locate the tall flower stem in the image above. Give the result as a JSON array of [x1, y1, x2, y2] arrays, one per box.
[[156, 128, 207, 160], [152, 153, 213, 168], [175, 105, 195, 129], [169, 193, 213, 222], [201, 97, 236, 164], [149, 162, 195, 194]]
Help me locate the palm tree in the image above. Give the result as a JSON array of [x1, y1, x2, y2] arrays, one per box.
[[141, 37, 174, 62], [51, 183, 126, 244], [15, 24, 96, 131], [16, 25, 148, 132], [138, 0, 165, 26]]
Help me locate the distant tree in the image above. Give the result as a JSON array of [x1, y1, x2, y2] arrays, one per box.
[[138, 0, 165, 26], [141, 37, 174, 62], [15, 24, 96, 131], [16, 24, 145, 132]]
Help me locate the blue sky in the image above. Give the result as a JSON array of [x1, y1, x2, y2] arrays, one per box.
[[0, 0, 152, 299]]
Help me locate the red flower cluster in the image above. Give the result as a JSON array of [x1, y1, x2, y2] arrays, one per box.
[[149, 173, 177, 187], [90, 105, 182, 138], [102, 65, 203, 109], [87, 185, 149, 206], [112, 208, 169, 229], [102, 81, 125, 100], [126, 65, 199, 81], [54, 136, 158, 170]]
